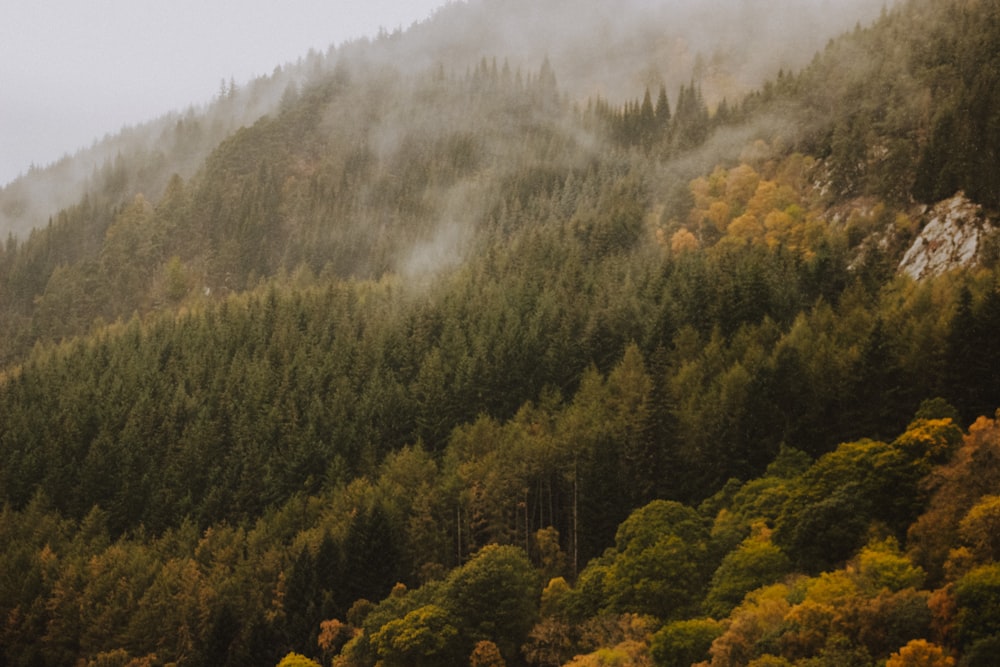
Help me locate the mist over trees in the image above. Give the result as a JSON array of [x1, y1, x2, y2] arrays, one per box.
[[0, 0, 886, 239], [3, 0, 1000, 665]]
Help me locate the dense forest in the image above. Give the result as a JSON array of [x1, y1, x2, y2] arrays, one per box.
[[2, 0, 1000, 665]]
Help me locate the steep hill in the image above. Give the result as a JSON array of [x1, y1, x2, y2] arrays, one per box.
[[0, 0, 885, 239], [2, 0, 1000, 666]]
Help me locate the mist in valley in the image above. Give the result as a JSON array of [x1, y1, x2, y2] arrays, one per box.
[[395, 0, 890, 103], [0, 0, 891, 242]]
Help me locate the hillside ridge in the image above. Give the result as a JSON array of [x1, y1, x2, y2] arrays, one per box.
[[3, 0, 1000, 665]]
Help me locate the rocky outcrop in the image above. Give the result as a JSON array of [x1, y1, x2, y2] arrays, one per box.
[[898, 193, 995, 280]]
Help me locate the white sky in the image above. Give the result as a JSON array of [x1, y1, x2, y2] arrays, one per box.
[[0, 0, 448, 186]]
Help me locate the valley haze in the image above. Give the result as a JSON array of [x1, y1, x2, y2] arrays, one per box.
[[0, 0, 445, 187], [2, 0, 886, 196]]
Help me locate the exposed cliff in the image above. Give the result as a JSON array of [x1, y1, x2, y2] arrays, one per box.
[[898, 192, 996, 280]]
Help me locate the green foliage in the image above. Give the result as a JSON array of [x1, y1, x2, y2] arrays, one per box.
[[443, 544, 540, 660], [371, 604, 460, 667], [341, 544, 538, 667], [0, 400, 995, 666], [959, 635, 1000, 667], [893, 417, 963, 467], [775, 436, 928, 571], [4, 1, 1000, 665], [649, 618, 723, 667], [853, 538, 926, 594], [602, 500, 710, 620], [703, 526, 792, 617], [954, 564, 1000, 650]]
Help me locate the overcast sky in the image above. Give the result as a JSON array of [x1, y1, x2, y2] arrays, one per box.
[[0, 0, 448, 186]]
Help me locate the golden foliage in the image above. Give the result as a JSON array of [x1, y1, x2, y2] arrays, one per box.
[[885, 639, 955, 667], [469, 640, 506, 667], [276, 652, 322, 667], [671, 154, 836, 256]]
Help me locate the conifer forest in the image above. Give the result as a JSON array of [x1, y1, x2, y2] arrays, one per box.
[[2, 0, 1000, 665]]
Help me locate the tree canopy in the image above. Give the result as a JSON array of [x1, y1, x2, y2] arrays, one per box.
[[3, 0, 1000, 665]]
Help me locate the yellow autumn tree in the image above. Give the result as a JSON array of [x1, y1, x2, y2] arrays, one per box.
[[707, 583, 792, 666], [958, 495, 1000, 562], [276, 652, 321, 667], [727, 213, 763, 243], [885, 639, 954, 667], [469, 640, 506, 667], [724, 164, 761, 212], [762, 210, 794, 249], [706, 201, 732, 235], [670, 228, 699, 254]]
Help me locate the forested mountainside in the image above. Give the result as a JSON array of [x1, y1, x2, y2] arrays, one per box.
[[0, 0, 885, 240], [3, 0, 1000, 665]]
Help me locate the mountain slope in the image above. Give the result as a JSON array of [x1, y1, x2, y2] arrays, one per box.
[[0, 0, 886, 240], [2, 0, 1000, 666]]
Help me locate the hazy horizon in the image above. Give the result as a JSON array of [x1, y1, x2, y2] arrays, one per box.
[[0, 0, 892, 192], [0, 0, 448, 187]]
